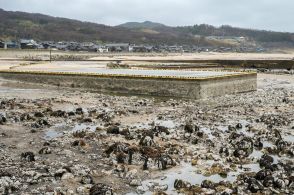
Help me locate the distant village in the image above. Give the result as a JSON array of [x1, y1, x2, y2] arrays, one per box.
[[0, 38, 266, 53]]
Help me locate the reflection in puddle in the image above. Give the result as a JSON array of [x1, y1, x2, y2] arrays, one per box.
[[72, 123, 97, 132], [44, 123, 97, 140], [263, 141, 274, 148], [250, 150, 263, 159], [154, 120, 177, 129], [284, 134, 294, 143], [44, 129, 62, 140]]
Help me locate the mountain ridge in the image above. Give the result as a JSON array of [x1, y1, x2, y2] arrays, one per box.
[[1, 8, 294, 48], [118, 21, 166, 29]]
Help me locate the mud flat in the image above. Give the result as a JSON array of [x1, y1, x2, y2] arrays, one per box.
[[0, 73, 293, 194], [0, 69, 257, 99]]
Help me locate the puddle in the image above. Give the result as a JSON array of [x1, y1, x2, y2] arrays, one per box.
[[154, 120, 177, 129], [44, 130, 62, 140], [250, 150, 263, 159], [283, 134, 294, 143], [201, 127, 214, 139], [127, 162, 259, 195], [216, 120, 254, 137], [72, 123, 97, 132], [44, 123, 97, 140], [263, 141, 274, 148], [241, 163, 261, 172]]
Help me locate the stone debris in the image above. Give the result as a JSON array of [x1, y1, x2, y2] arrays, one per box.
[[0, 73, 293, 194]]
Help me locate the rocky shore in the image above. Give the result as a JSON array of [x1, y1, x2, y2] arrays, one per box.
[[0, 73, 293, 195]]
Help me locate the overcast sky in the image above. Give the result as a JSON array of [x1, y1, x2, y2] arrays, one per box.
[[1, 0, 293, 32]]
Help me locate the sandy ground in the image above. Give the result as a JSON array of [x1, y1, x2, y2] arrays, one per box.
[[1, 61, 108, 72], [0, 50, 294, 61], [90, 52, 294, 61]]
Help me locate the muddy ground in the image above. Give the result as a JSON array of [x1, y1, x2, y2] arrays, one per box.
[[0, 73, 293, 195]]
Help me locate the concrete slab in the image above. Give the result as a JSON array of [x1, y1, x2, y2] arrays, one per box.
[[0, 69, 257, 99]]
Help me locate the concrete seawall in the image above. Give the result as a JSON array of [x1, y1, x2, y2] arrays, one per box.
[[0, 71, 257, 99]]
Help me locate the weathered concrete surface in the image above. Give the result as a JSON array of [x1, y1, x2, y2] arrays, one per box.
[[199, 75, 257, 99], [0, 71, 257, 99]]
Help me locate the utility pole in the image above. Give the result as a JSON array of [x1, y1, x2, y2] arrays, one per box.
[[49, 48, 52, 63]]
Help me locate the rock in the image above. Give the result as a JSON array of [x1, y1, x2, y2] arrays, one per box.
[[76, 108, 84, 115], [255, 169, 272, 180], [54, 187, 67, 195], [21, 152, 35, 162], [136, 186, 146, 194], [82, 118, 92, 123], [154, 184, 168, 191], [59, 149, 75, 157], [201, 180, 215, 189], [81, 175, 93, 184], [263, 176, 274, 187], [107, 126, 120, 134], [20, 113, 33, 121], [68, 111, 76, 116], [233, 137, 253, 158], [228, 125, 236, 131], [254, 138, 263, 149], [67, 189, 75, 194], [184, 123, 195, 133], [259, 154, 274, 167], [153, 126, 170, 135], [247, 178, 264, 193], [130, 179, 142, 186], [31, 119, 50, 128], [76, 186, 88, 194], [39, 147, 52, 154], [191, 159, 198, 166], [54, 168, 68, 179], [125, 169, 138, 180], [275, 139, 288, 152], [0, 114, 7, 125], [34, 112, 45, 118], [174, 179, 191, 189], [89, 183, 113, 195], [274, 178, 287, 189], [72, 164, 90, 176], [51, 110, 67, 117], [236, 123, 243, 129], [153, 192, 168, 195], [0, 177, 19, 194], [61, 172, 74, 180]]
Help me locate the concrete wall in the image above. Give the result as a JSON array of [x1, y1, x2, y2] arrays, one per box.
[[0, 72, 256, 99], [199, 74, 257, 99]]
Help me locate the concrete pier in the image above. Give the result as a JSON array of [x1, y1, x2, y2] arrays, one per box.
[[0, 69, 257, 99]]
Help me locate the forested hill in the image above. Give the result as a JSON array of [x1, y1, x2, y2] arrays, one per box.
[[1, 8, 294, 47], [0, 9, 214, 45]]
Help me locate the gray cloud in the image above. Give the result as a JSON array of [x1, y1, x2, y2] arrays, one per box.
[[0, 0, 293, 32]]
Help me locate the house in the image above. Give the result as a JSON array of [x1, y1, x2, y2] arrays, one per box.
[[95, 45, 109, 53], [106, 43, 130, 52], [80, 42, 97, 52], [0, 40, 4, 48], [131, 45, 153, 52], [40, 41, 55, 49], [55, 42, 68, 50], [6, 41, 19, 49], [20, 39, 38, 49], [168, 46, 183, 53]]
